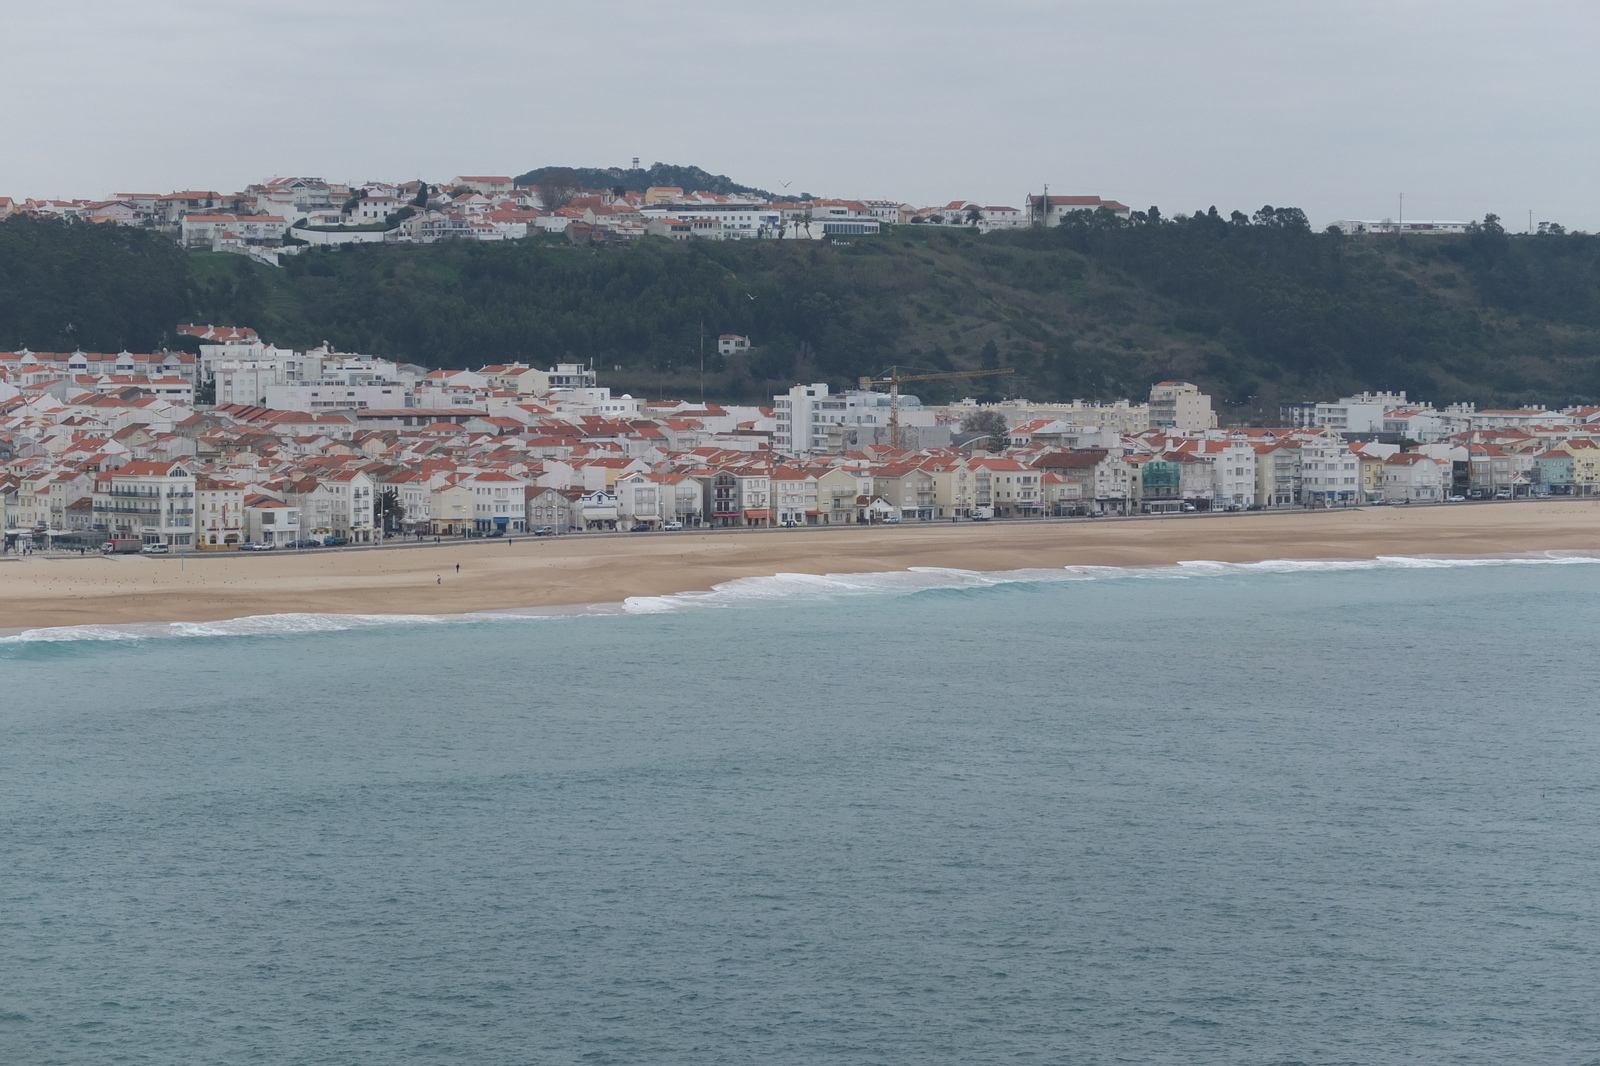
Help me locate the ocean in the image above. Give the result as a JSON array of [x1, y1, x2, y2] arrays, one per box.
[[3, 556, 1598, 1065]]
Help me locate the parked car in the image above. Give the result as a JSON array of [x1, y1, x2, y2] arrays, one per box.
[[880, 514, 901, 524], [1245, 503, 1264, 511], [140, 543, 170, 555], [533, 526, 555, 536], [1447, 495, 1466, 502], [239, 541, 275, 551], [629, 523, 652, 532], [661, 521, 683, 532]]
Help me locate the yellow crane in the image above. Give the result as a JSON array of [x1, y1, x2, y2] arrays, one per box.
[[857, 366, 1016, 448]]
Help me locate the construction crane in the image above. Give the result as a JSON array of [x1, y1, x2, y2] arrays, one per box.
[[857, 366, 1016, 448]]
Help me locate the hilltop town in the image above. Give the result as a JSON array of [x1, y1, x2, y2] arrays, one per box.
[[0, 173, 1130, 267], [4, 321, 1598, 554]]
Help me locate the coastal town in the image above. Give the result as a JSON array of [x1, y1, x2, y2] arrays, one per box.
[[0, 170, 1589, 553], [3, 320, 1598, 553]]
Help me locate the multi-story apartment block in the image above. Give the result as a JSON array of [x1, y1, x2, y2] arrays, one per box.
[[1148, 381, 1217, 433], [97, 460, 196, 547]]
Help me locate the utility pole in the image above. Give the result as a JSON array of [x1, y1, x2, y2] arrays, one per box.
[[1398, 192, 1403, 227]]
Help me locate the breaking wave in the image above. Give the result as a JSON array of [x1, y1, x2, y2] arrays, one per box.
[[620, 551, 1600, 612], [5, 551, 1598, 643]]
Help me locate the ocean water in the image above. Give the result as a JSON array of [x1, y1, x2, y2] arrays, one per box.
[[3, 557, 1599, 1065]]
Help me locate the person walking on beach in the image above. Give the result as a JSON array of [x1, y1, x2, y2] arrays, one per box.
[[436, 575, 441, 584], [455, 563, 460, 573]]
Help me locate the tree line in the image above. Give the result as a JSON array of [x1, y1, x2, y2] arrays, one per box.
[[6, 210, 1600, 409]]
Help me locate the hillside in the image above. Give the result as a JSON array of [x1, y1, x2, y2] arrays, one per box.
[[6, 210, 1600, 414], [512, 162, 788, 200]]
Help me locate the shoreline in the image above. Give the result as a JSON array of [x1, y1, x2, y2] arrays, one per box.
[[4, 502, 1600, 632]]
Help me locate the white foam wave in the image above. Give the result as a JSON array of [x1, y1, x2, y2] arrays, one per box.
[[6, 551, 1598, 642], [0, 606, 593, 645], [620, 550, 1600, 613]]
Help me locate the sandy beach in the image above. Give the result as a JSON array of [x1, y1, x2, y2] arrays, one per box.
[[3, 501, 1599, 631]]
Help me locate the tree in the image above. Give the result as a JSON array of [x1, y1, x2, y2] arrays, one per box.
[[537, 168, 583, 211], [960, 409, 1009, 451], [410, 182, 430, 208], [965, 206, 984, 226], [376, 489, 405, 534], [1253, 204, 1310, 230]]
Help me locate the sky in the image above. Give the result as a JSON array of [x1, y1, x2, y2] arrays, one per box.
[[5, 0, 1597, 231]]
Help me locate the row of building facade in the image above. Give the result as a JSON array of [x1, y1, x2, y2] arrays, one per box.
[[6, 329, 1600, 552]]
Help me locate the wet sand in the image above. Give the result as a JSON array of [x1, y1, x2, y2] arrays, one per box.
[[3, 502, 1599, 631]]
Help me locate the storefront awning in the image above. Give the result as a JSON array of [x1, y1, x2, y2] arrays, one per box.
[[744, 509, 771, 519]]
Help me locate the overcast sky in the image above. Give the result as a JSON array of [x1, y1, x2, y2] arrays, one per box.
[[5, 0, 1596, 230]]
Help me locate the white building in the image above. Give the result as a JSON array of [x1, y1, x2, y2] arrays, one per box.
[[1026, 194, 1132, 226], [774, 383, 942, 456], [1314, 391, 1411, 433], [195, 476, 246, 549], [463, 472, 525, 533], [1329, 219, 1471, 236], [261, 381, 411, 412], [99, 460, 196, 547], [1382, 453, 1450, 502], [1148, 382, 1217, 432], [638, 201, 784, 239], [946, 397, 1152, 436], [774, 382, 846, 456], [244, 496, 300, 547], [180, 214, 287, 248], [1208, 441, 1257, 507], [1301, 436, 1360, 502]]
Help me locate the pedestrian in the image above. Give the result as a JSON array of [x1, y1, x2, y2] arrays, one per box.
[[436, 575, 441, 585], [455, 563, 460, 573]]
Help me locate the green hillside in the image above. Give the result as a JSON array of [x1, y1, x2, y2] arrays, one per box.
[[5, 209, 1600, 415], [512, 162, 787, 200]]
